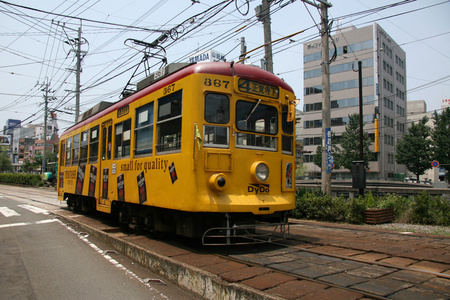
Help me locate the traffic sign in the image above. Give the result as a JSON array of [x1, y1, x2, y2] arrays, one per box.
[[331, 163, 335, 169], [431, 160, 439, 168]]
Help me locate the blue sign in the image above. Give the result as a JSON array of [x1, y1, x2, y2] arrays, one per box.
[[325, 128, 332, 173], [431, 160, 439, 168]]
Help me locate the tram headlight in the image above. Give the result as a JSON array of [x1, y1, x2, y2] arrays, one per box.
[[208, 173, 227, 192], [251, 162, 269, 183]]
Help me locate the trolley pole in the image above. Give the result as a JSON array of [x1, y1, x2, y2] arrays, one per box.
[[320, 1, 332, 195]]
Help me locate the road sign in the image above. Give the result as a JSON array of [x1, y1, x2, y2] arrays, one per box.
[[431, 160, 439, 168], [331, 163, 335, 169]]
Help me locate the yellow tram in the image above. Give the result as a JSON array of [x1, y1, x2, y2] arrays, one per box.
[[57, 62, 298, 244]]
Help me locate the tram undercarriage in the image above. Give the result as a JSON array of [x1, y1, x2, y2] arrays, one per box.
[[65, 194, 290, 245]]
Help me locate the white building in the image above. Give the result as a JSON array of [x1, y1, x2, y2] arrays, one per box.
[[302, 23, 407, 180]]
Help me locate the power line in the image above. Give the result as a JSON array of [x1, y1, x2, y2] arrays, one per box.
[[0, 0, 168, 33]]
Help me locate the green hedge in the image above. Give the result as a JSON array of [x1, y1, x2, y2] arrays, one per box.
[[291, 189, 449, 226], [0, 173, 44, 187]]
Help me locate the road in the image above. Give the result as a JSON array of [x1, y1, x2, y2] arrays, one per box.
[[0, 186, 195, 300]]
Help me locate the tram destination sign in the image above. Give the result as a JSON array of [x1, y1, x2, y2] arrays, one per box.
[[238, 78, 279, 99]]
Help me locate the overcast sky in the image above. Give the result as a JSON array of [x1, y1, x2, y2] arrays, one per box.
[[1, 0, 449, 133]]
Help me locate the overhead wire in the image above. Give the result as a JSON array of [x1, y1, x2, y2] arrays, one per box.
[[2, 0, 448, 132]]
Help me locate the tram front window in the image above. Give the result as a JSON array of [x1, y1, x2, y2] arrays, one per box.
[[204, 93, 230, 148], [235, 100, 277, 151]]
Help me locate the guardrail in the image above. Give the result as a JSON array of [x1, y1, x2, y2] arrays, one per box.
[[296, 180, 450, 197]]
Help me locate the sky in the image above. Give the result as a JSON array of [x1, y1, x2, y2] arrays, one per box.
[[0, 0, 449, 134]]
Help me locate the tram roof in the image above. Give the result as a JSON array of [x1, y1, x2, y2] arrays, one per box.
[[62, 62, 294, 136]]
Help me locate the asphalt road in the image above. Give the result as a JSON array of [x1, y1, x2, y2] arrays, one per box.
[[0, 188, 196, 300]]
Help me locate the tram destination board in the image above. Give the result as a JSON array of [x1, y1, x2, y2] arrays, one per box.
[[238, 78, 279, 99]]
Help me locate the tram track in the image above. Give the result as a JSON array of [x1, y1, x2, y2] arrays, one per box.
[[281, 225, 450, 280], [214, 251, 391, 300], [211, 231, 449, 299]]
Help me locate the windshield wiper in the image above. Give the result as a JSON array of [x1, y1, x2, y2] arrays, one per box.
[[245, 99, 261, 122]]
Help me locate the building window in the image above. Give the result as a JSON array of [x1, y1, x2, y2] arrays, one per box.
[[304, 39, 373, 63], [305, 95, 375, 112], [304, 58, 374, 79]]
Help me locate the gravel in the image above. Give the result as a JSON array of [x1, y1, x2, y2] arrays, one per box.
[[369, 223, 450, 236]]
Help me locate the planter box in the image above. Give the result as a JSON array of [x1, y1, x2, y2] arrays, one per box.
[[364, 208, 394, 224]]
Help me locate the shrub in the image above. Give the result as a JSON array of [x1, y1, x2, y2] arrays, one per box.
[[292, 189, 448, 226], [432, 196, 450, 226], [409, 192, 450, 226], [0, 173, 44, 187], [410, 192, 434, 225], [345, 196, 366, 224]]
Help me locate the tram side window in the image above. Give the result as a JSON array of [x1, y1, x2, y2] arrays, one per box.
[[72, 134, 80, 165], [157, 90, 182, 153], [79, 130, 89, 164], [115, 119, 131, 158], [60, 140, 65, 167], [102, 124, 112, 160], [135, 102, 154, 156], [65, 137, 72, 166], [89, 125, 99, 163], [204, 93, 230, 147], [282, 107, 294, 155]]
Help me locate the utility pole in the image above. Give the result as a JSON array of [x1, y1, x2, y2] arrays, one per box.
[[301, 0, 333, 194], [320, 1, 332, 195], [41, 79, 50, 174], [358, 60, 365, 196], [256, 0, 273, 73], [61, 22, 87, 123], [239, 37, 247, 63], [75, 26, 81, 122]]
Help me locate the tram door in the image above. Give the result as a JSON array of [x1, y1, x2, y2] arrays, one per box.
[[98, 120, 112, 206]]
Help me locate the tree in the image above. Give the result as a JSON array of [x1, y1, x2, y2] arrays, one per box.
[[432, 107, 450, 181], [395, 116, 432, 181], [22, 159, 39, 173], [0, 150, 13, 172], [45, 150, 58, 163], [336, 114, 372, 171]]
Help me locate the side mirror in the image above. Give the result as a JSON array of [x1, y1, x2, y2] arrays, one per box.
[[287, 99, 300, 122]]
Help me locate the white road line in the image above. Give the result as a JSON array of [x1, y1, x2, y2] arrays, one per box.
[[0, 207, 20, 217], [57, 220, 169, 298], [17, 204, 49, 215], [0, 219, 57, 229]]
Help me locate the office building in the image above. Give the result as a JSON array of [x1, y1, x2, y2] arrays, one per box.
[[302, 23, 407, 180]]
